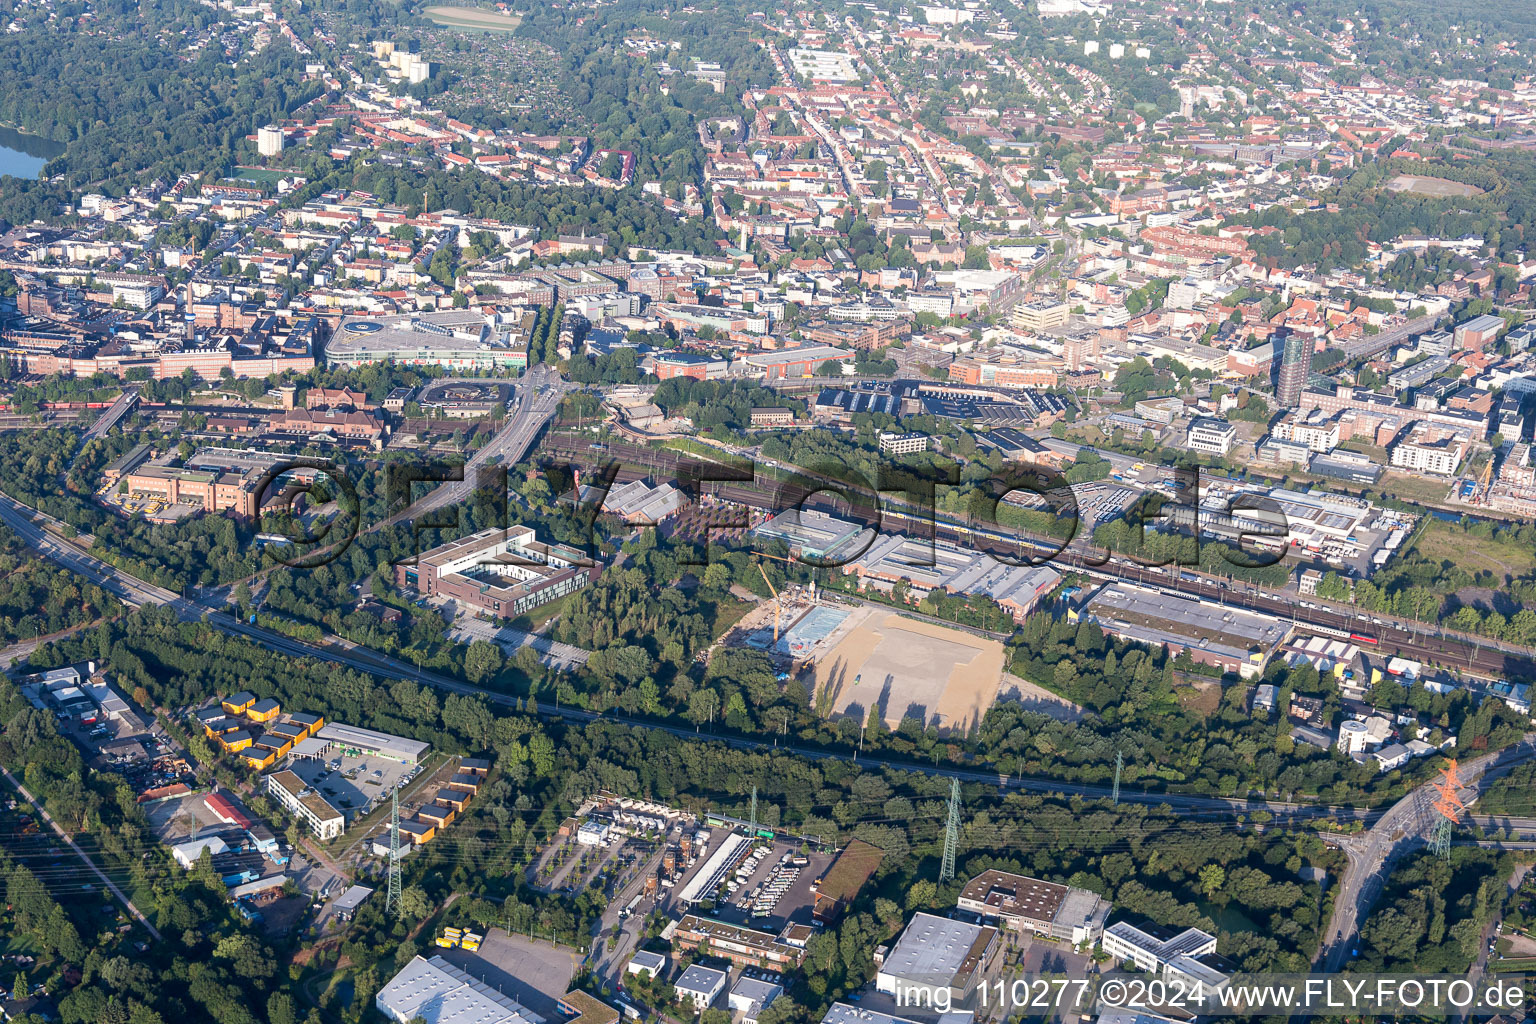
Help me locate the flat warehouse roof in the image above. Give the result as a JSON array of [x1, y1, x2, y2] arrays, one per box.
[[1085, 582, 1289, 650], [291, 736, 330, 759], [315, 722, 429, 763], [959, 869, 1066, 922], [880, 913, 995, 987], [376, 955, 546, 1024], [333, 884, 374, 912]]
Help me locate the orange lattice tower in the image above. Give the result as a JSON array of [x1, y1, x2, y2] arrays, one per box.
[[1429, 758, 1465, 858]]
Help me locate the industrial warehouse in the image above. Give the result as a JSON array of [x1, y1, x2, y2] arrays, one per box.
[[1072, 581, 1294, 679], [375, 954, 547, 1024], [325, 308, 537, 371], [874, 912, 999, 1006]]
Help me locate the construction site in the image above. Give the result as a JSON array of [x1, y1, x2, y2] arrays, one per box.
[[811, 606, 1006, 735], [716, 560, 1007, 736]]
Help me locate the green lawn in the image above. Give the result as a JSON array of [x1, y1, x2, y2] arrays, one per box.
[[230, 166, 285, 184], [510, 592, 574, 633], [1374, 470, 1456, 507], [1408, 518, 1536, 577]]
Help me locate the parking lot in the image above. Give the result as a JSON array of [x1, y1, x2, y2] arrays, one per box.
[[145, 791, 232, 844], [284, 752, 421, 824], [708, 839, 831, 930], [438, 930, 578, 1020], [99, 484, 168, 517]]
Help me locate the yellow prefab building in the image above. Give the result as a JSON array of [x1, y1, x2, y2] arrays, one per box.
[[242, 749, 277, 770], [219, 729, 254, 753], [247, 698, 281, 723], [222, 692, 257, 715]]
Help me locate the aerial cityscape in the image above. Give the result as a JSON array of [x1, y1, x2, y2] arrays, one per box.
[[1, 0, 1536, 1021]]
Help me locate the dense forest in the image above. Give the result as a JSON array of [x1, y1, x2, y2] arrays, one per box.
[[0, 524, 121, 645], [0, 0, 324, 223], [504, 0, 779, 183], [279, 161, 726, 256], [1234, 155, 1536, 273], [1356, 849, 1515, 973]]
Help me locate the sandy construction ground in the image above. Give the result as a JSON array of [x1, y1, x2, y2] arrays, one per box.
[[422, 6, 523, 31], [1386, 173, 1483, 197], [813, 607, 1005, 734]]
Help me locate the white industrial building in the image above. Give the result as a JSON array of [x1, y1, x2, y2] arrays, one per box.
[[674, 964, 728, 1012], [376, 955, 548, 1024], [171, 836, 229, 869], [577, 817, 613, 845], [627, 950, 666, 977], [819, 1005, 954, 1024], [728, 977, 783, 1024], [844, 534, 1061, 623], [678, 831, 752, 904], [314, 722, 430, 764], [874, 912, 998, 1005], [1101, 922, 1228, 997]]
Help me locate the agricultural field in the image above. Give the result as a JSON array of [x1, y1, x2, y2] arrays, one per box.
[[422, 6, 523, 31], [1385, 173, 1485, 197]]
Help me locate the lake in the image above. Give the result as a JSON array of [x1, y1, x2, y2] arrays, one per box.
[[0, 126, 65, 179]]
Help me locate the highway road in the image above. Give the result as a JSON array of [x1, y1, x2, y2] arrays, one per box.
[[0, 493, 196, 615], [383, 364, 571, 527], [81, 387, 140, 443], [1316, 735, 1536, 971], [0, 620, 104, 668]]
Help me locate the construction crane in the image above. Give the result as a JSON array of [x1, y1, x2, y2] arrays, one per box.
[[758, 549, 819, 600], [757, 559, 783, 646], [1473, 452, 1496, 505]]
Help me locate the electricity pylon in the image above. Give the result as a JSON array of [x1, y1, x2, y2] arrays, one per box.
[[386, 787, 402, 915], [1429, 758, 1465, 860], [940, 778, 961, 883]]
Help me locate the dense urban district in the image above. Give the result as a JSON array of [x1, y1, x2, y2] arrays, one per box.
[[3, 0, 1536, 1022]]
